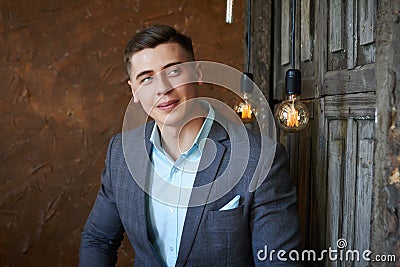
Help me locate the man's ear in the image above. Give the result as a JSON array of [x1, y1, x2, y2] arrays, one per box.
[[195, 63, 203, 85], [128, 80, 140, 103]]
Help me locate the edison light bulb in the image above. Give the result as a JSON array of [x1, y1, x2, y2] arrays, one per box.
[[234, 92, 256, 124], [234, 72, 256, 124], [275, 94, 309, 132], [275, 69, 309, 132]]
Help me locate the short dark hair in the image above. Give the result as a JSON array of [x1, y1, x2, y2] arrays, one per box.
[[124, 25, 194, 75]]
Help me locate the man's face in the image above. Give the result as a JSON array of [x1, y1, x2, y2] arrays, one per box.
[[128, 43, 200, 128]]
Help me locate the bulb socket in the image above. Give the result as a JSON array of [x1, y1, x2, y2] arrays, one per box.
[[240, 72, 254, 93], [285, 69, 301, 95]]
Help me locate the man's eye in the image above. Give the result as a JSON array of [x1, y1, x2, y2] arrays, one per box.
[[166, 68, 180, 77], [141, 76, 153, 85]]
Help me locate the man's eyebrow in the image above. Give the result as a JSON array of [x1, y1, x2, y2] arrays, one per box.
[[162, 61, 183, 70], [135, 61, 183, 81], [135, 70, 152, 81]]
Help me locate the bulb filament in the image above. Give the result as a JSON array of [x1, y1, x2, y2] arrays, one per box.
[[286, 101, 299, 127], [241, 103, 252, 120]]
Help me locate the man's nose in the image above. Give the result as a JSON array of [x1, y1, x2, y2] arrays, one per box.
[[155, 73, 172, 95]]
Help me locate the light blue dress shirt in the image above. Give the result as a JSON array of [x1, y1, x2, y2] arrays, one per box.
[[147, 102, 215, 267]]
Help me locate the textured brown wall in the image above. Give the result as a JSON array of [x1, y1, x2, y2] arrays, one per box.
[[372, 0, 400, 261], [0, 1, 244, 266]]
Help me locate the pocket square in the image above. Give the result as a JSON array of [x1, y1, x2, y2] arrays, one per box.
[[219, 195, 240, 211]]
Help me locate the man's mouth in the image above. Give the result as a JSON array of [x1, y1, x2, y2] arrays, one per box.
[[157, 100, 179, 111]]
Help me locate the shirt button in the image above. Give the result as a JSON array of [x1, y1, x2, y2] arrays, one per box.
[[169, 246, 174, 251], [169, 208, 174, 213]]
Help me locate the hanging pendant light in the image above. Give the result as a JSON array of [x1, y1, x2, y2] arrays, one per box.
[[275, 0, 309, 132], [234, 0, 257, 124]]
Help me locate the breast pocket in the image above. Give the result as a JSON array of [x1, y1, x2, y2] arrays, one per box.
[[207, 205, 245, 232], [202, 205, 251, 264]]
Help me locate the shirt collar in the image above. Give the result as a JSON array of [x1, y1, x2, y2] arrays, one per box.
[[149, 100, 215, 157]]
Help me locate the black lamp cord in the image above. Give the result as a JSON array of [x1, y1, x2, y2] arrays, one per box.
[[246, 0, 251, 73], [291, 0, 296, 69]]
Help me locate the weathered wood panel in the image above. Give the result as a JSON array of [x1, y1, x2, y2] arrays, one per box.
[[357, 0, 376, 66], [310, 98, 328, 259], [324, 92, 376, 118], [323, 65, 376, 96], [325, 118, 375, 267], [301, 0, 312, 62], [327, 120, 346, 267], [326, 0, 347, 71], [347, 0, 357, 69], [297, 122, 312, 249], [329, 0, 344, 53], [324, 94, 375, 267], [281, 0, 290, 65], [354, 121, 374, 266], [273, 0, 284, 101], [359, 0, 376, 46], [300, 0, 317, 100], [341, 118, 357, 264]]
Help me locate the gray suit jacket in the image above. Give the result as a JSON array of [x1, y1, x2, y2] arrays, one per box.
[[79, 116, 301, 266]]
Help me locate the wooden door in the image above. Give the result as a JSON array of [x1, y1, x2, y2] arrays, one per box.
[[273, 0, 377, 266]]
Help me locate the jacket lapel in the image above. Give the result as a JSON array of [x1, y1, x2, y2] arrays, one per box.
[[124, 121, 165, 265], [176, 120, 228, 266]]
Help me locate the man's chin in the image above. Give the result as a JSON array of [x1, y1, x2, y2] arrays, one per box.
[[153, 114, 186, 129]]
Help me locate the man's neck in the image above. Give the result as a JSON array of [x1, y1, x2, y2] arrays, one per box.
[[157, 106, 207, 161]]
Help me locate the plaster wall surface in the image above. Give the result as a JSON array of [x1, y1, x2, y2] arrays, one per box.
[[0, 1, 244, 265]]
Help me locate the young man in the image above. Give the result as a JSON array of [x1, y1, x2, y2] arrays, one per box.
[[79, 25, 301, 266]]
